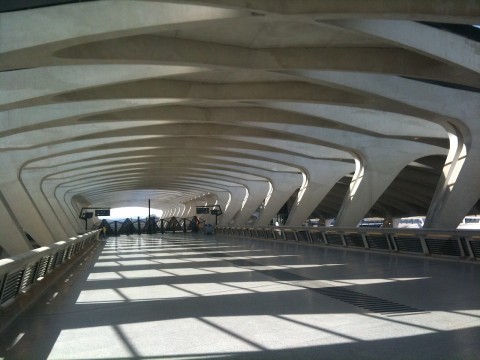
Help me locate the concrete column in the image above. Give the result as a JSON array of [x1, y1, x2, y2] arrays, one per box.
[[213, 192, 230, 211], [42, 180, 79, 237], [181, 200, 197, 217], [318, 20, 480, 229], [335, 144, 439, 227], [21, 169, 72, 241], [232, 180, 270, 226], [425, 132, 480, 229], [255, 173, 302, 226], [58, 189, 85, 232], [211, 191, 230, 225], [295, 73, 466, 228], [218, 187, 247, 226], [0, 154, 58, 247], [173, 204, 185, 218], [0, 191, 32, 256], [0, 180, 56, 246], [286, 161, 354, 226]]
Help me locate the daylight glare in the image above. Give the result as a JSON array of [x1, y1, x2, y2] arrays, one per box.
[[98, 207, 163, 219]]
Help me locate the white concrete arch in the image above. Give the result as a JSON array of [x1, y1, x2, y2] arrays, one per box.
[[1, 1, 479, 254]]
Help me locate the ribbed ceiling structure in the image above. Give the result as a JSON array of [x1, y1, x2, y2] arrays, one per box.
[[1, 0, 480, 253]]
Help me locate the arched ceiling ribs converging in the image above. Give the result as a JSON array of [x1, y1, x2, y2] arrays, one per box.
[[1, 0, 479, 232]]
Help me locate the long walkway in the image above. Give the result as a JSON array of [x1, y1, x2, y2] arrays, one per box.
[[1, 233, 480, 359]]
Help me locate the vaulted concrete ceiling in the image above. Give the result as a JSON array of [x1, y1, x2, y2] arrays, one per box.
[[1, 0, 479, 246]]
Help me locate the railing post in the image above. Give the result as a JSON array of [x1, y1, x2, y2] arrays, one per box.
[[464, 237, 475, 259], [340, 233, 347, 247], [0, 273, 7, 304], [419, 236, 429, 255], [321, 231, 328, 244], [388, 233, 398, 251], [32, 259, 43, 283], [114, 221, 118, 237], [183, 218, 187, 233], [457, 238, 466, 258], [306, 230, 314, 242], [361, 233, 369, 249]]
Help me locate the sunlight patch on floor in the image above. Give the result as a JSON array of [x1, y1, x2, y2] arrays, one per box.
[[87, 269, 175, 281], [281, 313, 433, 341], [43, 309, 480, 359], [76, 280, 308, 303], [48, 325, 133, 359]]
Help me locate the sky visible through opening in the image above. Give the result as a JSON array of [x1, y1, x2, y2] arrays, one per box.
[[98, 207, 163, 220]]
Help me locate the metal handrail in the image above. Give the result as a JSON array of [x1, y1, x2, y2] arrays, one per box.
[[216, 225, 480, 261], [0, 231, 99, 307]]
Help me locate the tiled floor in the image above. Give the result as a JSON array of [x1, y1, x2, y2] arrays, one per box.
[[1, 233, 480, 359]]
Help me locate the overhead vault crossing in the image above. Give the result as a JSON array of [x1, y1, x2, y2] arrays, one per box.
[[0, 0, 480, 255]]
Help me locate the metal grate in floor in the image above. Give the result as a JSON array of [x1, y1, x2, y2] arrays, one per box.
[[313, 286, 424, 315], [192, 242, 425, 316]]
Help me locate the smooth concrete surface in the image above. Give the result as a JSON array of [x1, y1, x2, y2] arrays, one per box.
[[2, 1, 480, 256], [1, 234, 480, 359]]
